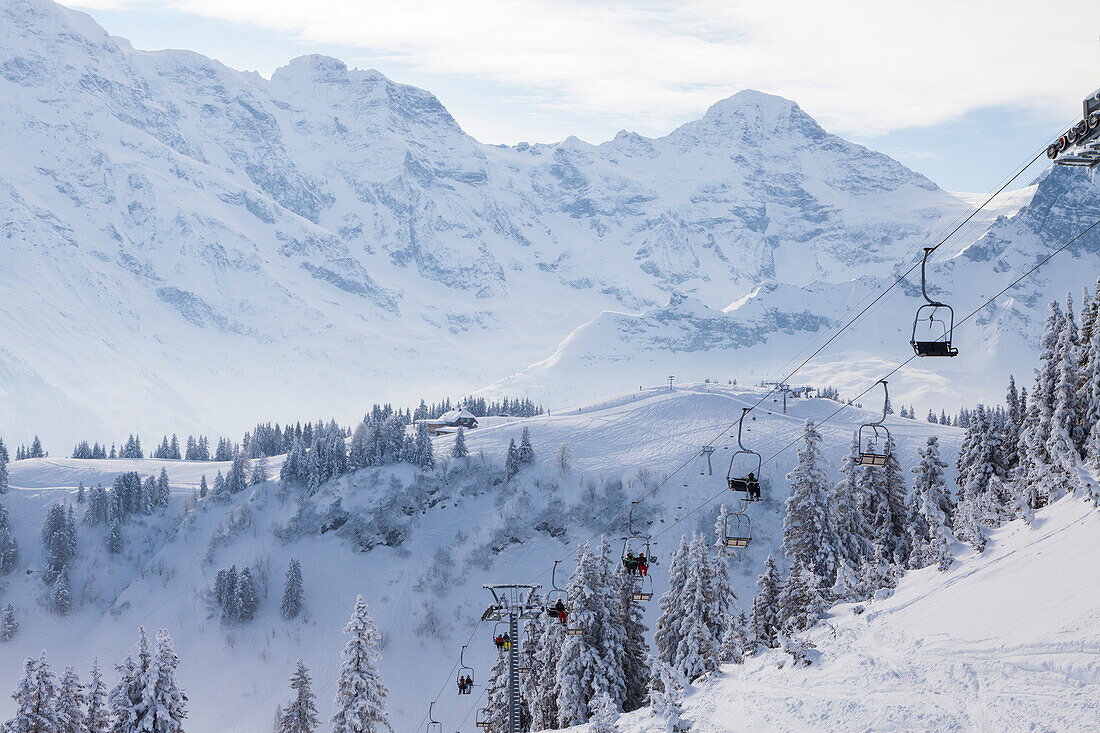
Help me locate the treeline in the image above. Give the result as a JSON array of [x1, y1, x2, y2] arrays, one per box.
[[1, 596, 392, 733]]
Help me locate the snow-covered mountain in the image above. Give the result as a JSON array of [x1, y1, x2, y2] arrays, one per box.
[[490, 166, 1100, 412], [0, 0, 1049, 449], [0, 385, 965, 731]]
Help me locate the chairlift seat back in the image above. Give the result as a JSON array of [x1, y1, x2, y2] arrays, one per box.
[[913, 340, 958, 357], [724, 536, 750, 548], [856, 452, 888, 467]]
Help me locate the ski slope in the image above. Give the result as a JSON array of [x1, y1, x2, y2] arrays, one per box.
[[570, 492, 1100, 732], [0, 385, 961, 731]]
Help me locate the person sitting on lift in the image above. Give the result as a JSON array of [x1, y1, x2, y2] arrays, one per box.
[[502, 632, 511, 650], [554, 598, 568, 625], [494, 635, 504, 651], [623, 552, 638, 574], [457, 675, 467, 694], [638, 555, 649, 576], [747, 472, 761, 501]]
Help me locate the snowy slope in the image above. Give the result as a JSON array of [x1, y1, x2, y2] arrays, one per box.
[[575, 492, 1100, 732], [0, 0, 1025, 448], [0, 385, 963, 731]]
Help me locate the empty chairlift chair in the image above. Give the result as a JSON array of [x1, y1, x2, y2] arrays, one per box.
[[856, 380, 891, 467], [427, 702, 442, 733], [722, 509, 751, 549], [476, 707, 490, 728], [726, 407, 762, 500], [911, 247, 958, 357]]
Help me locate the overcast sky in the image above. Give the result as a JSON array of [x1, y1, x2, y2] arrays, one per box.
[[73, 0, 1100, 192]]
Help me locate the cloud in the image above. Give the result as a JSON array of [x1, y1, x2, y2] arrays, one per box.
[[71, 0, 1100, 141]]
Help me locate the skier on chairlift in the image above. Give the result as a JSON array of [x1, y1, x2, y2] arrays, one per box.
[[553, 598, 567, 625], [746, 472, 761, 501]]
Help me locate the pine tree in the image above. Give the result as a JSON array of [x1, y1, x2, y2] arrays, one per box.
[[198, 475, 208, 499], [413, 422, 434, 469], [85, 660, 109, 733], [504, 439, 520, 481], [5, 653, 59, 733], [717, 611, 748, 665], [226, 453, 251, 495], [212, 471, 228, 502], [782, 420, 836, 585], [647, 658, 687, 733], [450, 428, 468, 459], [908, 437, 955, 571], [41, 503, 77, 584], [276, 659, 319, 733], [106, 519, 123, 555], [251, 455, 270, 485], [0, 441, 9, 494], [483, 653, 511, 733], [0, 503, 20, 574], [52, 569, 72, 616], [588, 688, 619, 733], [331, 595, 391, 733], [109, 628, 152, 733], [56, 666, 85, 733], [281, 559, 304, 620], [156, 468, 170, 508], [0, 603, 17, 642], [518, 427, 535, 465], [614, 563, 648, 712], [776, 560, 827, 634], [135, 629, 187, 733], [30, 436, 44, 459], [237, 568, 258, 622], [752, 555, 782, 648], [829, 436, 875, 577]]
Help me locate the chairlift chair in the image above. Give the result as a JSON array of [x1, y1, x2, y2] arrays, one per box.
[[722, 510, 751, 549], [911, 248, 958, 357], [621, 501, 655, 601], [726, 408, 762, 498], [458, 644, 475, 690], [427, 702, 443, 733], [856, 380, 891, 467], [475, 707, 490, 728]]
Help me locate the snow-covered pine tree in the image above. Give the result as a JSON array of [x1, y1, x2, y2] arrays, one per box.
[[276, 659, 319, 733], [782, 420, 837, 586], [751, 555, 782, 649], [251, 455, 269, 485], [281, 559, 304, 620], [450, 428, 468, 459], [646, 657, 687, 733], [0, 503, 19, 574], [5, 653, 59, 733], [665, 534, 722, 682], [654, 537, 689, 666], [109, 627, 152, 733], [589, 687, 620, 733], [524, 615, 564, 730], [56, 666, 85, 733], [85, 660, 109, 733], [0, 603, 17, 642], [776, 560, 827, 634], [331, 595, 391, 733], [237, 568, 258, 622], [156, 468, 170, 509], [483, 652, 511, 733], [41, 503, 77, 584], [613, 562, 648, 712], [198, 475, 208, 499], [881, 432, 910, 563], [556, 539, 624, 725], [717, 610, 748, 665], [52, 569, 72, 616], [829, 436, 875, 576], [413, 422, 434, 469], [134, 629, 187, 733], [955, 405, 1011, 539], [907, 436, 955, 571], [106, 519, 123, 555], [212, 471, 228, 502], [0, 438, 8, 494], [518, 427, 535, 465], [226, 452, 251, 495], [504, 439, 520, 481]]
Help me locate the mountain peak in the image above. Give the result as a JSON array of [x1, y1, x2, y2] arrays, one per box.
[[271, 54, 349, 84], [688, 88, 822, 140]]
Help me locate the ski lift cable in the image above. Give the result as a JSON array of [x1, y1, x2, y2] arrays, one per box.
[[415, 618, 484, 732], [651, 215, 1100, 542]]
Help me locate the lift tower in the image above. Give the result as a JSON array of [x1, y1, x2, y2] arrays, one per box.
[[482, 584, 542, 733]]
